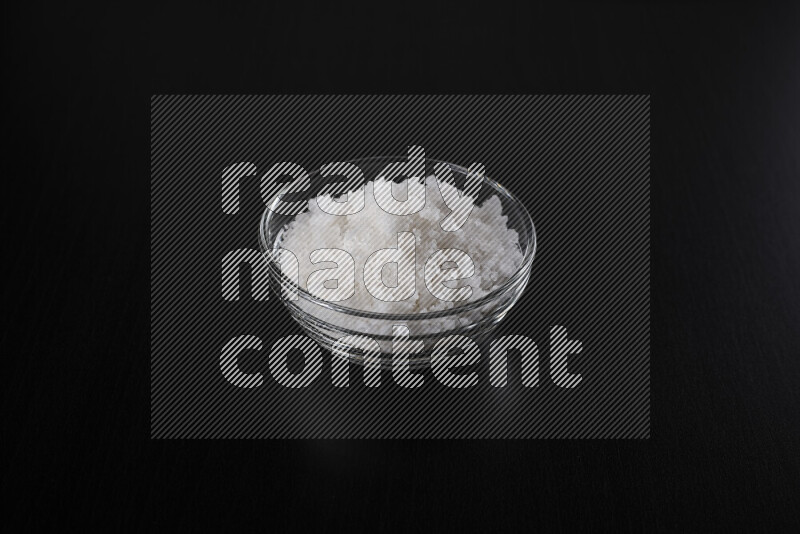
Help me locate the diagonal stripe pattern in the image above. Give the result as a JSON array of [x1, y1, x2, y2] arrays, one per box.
[[151, 95, 649, 438]]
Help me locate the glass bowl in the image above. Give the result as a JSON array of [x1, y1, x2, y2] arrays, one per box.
[[258, 157, 536, 369]]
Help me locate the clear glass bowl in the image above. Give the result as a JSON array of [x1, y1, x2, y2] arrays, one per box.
[[259, 157, 536, 369]]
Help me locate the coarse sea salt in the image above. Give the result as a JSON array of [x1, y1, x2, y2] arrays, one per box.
[[277, 175, 523, 318]]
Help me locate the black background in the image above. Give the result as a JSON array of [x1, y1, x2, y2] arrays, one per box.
[[5, 1, 799, 531]]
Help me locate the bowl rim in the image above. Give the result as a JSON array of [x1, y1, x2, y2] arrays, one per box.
[[258, 156, 536, 321]]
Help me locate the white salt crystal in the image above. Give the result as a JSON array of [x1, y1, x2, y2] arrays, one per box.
[[278, 175, 523, 316]]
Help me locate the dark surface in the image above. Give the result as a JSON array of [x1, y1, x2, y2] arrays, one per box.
[[4, 1, 799, 531]]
